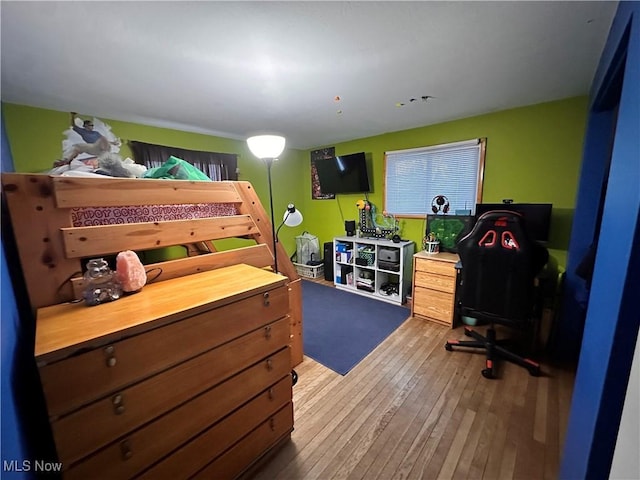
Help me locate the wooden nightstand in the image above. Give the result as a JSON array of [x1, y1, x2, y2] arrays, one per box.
[[411, 251, 460, 327]]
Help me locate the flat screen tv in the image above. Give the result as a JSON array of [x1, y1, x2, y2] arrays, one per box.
[[475, 203, 553, 243], [315, 152, 371, 194]]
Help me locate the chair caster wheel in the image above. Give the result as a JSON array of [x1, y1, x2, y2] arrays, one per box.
[[481, 368, 494, 379], [445, 343, 453, 351], [464, 329, 473, 337]]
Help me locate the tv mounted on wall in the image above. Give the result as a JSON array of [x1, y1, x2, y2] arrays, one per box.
[[315, 152, 371, 194], [475, 202, 553, 243]]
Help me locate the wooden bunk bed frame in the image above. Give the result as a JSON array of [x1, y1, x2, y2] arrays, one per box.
[[1, 173, 303, 366]]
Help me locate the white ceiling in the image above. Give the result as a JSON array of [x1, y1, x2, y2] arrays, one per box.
[[1, 1, 617, 150]]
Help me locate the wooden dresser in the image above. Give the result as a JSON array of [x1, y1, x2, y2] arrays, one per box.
[[35, 264, 293, 479], [411, 251, 460, 327]]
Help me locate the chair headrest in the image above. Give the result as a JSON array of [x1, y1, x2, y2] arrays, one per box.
[[466, 210, 527, 251]]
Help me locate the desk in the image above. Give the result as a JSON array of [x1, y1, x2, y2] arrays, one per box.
[[411, 251, 460, 327]]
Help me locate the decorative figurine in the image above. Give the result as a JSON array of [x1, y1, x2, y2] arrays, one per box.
[[82, 258, 123, 306]]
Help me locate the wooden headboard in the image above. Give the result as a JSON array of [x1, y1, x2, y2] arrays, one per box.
[[1, 173, 303, 366]]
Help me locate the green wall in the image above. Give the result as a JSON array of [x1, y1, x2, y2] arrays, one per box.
[[2, 96, 587, 260], [299, 96, 588, 252]]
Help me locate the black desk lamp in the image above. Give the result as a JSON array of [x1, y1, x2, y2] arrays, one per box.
[[247, 134, 287, 272]]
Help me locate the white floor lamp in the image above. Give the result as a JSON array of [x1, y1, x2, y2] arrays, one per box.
[[247, 134, 288, 272]]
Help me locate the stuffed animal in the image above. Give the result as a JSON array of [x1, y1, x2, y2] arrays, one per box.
[[121, 158, 147, 177], [96, 152, 136, 178]]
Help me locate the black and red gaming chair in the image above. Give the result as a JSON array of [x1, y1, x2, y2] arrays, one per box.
[[445, 210, 549, 378]]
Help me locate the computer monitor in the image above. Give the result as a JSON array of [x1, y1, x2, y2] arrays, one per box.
[[475, 203, 552, 243], [426, 214, 476, 253]]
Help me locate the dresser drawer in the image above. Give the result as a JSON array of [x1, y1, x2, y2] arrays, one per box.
[[192, 403, 294, 480], [137, 379, 291, 480], [39, 285, 289, 418], [415, 258, 456, 277], [413, 286, 455, 325], [66, 352, 292, 479], [51, 317, 290, 466], [414, 271, 456, 293]]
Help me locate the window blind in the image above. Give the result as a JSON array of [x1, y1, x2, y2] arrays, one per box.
[[384, 139, 483, 216]]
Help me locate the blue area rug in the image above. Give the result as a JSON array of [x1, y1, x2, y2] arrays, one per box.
[[302, 280, 410, 375]]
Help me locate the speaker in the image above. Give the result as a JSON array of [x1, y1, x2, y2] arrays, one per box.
[[323, 242, 334, 281], [345, 220, 356, 236]]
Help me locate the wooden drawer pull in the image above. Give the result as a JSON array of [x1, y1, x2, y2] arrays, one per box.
[[263, 292, 270, 306], [269, 417, 276, 431], [266, 358, 273, 371], [120, 440, 133, 461], [264, 325, 272, 338], [268, 387, 274, 399]]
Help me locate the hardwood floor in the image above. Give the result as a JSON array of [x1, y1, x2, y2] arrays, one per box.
[[252, 279, 576, 480]]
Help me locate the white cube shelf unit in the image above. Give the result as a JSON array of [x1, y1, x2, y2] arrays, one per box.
[[333, 236, 415, 305]]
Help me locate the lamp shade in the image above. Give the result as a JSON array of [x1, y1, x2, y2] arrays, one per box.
[[247, 135, 286, 159], [283, 204, 303, 227]]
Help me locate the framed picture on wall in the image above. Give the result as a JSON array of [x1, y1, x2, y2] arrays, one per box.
[[311, 147, 336, 200]]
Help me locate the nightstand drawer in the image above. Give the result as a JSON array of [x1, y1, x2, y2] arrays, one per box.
[[415, 258, 456, 277], [414, 271, 456, 293], [39, 285, 289, 418], [413, 286, 455, 324]]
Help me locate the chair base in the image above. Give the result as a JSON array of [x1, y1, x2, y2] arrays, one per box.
[[445, 326, 540, 379]]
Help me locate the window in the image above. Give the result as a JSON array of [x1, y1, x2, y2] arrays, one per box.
[[129, 141, 238, 181], [384, 138, 486, 217]]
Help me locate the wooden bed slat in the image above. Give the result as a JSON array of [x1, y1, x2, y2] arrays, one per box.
[[143, 244, 275, 283], [52, 176, 243, 207], [61, 215, 258, 258], [69, 245, 273, 301], [232, 181, 298, 282]]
